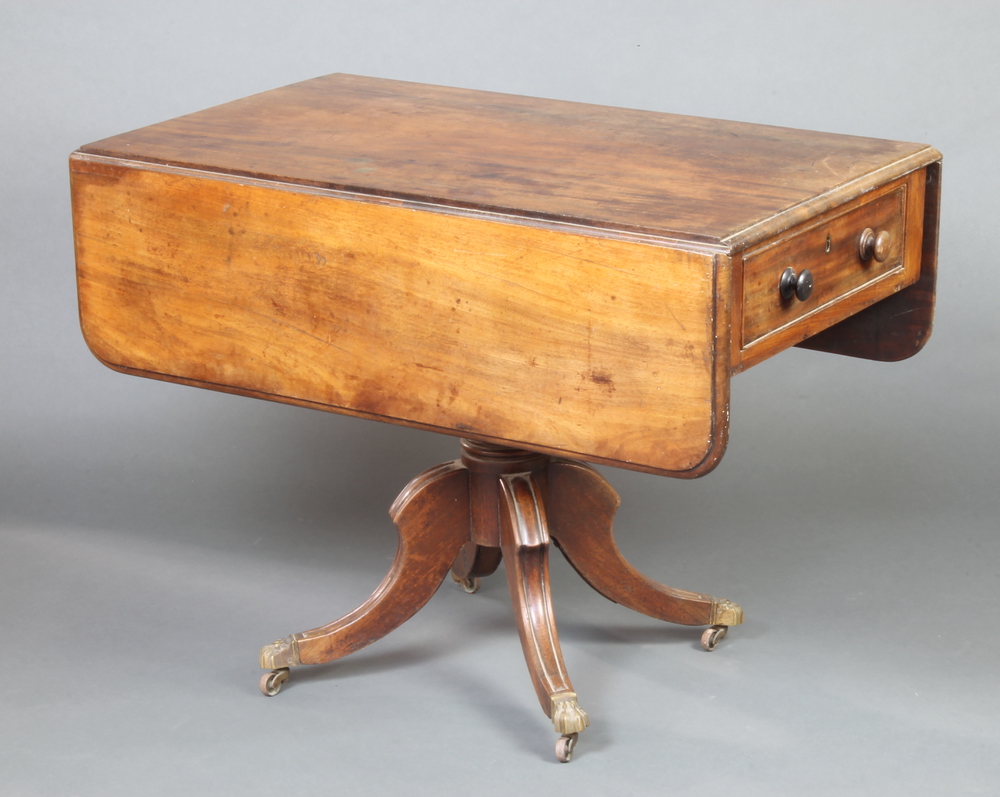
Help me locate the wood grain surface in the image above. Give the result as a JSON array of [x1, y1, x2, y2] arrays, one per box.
[[798, 162, 941, 361], [72, 156, 724, 476], [79, 73, 937, 245], [736, 168, 927, 368], [71, 73, 941, 476]]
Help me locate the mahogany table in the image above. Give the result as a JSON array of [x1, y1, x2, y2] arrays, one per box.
[[71, 74, 941, 762]]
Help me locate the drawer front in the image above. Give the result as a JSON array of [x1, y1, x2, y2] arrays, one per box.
[[742, 182, 908, 350]]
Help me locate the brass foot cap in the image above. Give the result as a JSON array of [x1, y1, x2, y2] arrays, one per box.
[[260, 636, 300, 669], [712, 599, 744, 627], [551, 691, 590, 735]]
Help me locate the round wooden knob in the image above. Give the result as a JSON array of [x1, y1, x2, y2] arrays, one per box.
[[779, 266, 814, 301], [873, 230, 892, 262], [859, 228, 892, 262]]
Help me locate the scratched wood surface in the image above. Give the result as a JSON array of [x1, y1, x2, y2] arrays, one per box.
[[71, 74, 942, 476], [79, 73, 937, 246], [72, 157, 723, 475]]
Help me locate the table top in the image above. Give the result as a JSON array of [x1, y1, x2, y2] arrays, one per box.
[[72, 75, 941, 478], [80, 73, 937, 250]]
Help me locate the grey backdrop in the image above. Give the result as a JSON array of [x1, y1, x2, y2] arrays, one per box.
[[2, 2, 998, 795]]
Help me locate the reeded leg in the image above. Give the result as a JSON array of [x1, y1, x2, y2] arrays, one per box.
[[257, 439, 745, 759], [499, 472, 589, 745], [547, 460, 743, 631], [260, 461, 471, 673]]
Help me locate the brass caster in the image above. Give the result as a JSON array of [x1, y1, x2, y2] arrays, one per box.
[[451, 573, 481, 594], [555, 732, 579, 763], [701, 625, 728, 652], [259, 667, 290, 696]]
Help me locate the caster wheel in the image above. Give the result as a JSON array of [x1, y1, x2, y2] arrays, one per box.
[[451, 573, 481, 594], [701, 625, 728, 652], [260, 667, 290, 696], [555, 732, 578, 763]]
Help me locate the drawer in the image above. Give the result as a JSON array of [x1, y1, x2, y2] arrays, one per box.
[[741, 181, 911, 351]]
